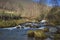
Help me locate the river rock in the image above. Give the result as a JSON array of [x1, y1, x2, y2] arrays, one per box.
[[45, 38, 52, 40], [49, 27, 57, 33]]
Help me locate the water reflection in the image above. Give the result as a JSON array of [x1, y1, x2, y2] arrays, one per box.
[[27, 35, 53, 40], [27, 37, 45, 40], [0, 28, 37, 40], [27, 37, 34, 40], [0, 28, 53, 40]]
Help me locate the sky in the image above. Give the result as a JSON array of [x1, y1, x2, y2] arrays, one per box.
[[0, 0, 60, 7], [32, 0, 60, 6]]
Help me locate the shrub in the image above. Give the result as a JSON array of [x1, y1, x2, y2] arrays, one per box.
[[34, 30, 47, 39], [27, 30, 34, 37], [0, 19, 27, 28], [45, 7, 60, 26], [54, 34, 60, 40]]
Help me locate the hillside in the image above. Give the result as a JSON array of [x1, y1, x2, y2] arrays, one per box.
[[0, 0, 52, 19], [0, 0, 60, 27], [45, 7, 60, 26]]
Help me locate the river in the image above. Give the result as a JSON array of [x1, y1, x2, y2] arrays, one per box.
[[0, 28, 38, 40]]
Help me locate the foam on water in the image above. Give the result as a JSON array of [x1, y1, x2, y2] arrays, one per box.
[[3, 27, 17, 30]]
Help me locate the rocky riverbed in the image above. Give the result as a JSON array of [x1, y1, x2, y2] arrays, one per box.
[[0, 21, 60, 40]]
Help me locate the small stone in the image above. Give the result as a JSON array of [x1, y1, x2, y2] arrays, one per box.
[[49, 27, 57, 33]]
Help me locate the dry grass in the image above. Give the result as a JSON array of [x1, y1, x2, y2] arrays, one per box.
[[27, 30, 47, 39], [54, 34, 60, 40], [0, 19, 29, 28]]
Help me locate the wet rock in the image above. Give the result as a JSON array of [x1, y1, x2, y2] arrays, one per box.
[[49, 27, 57, 33], [38, 27, 49, 32], [16, 27, 20, 29], [45, 38, 52, 40], [56, 26, 60, 33]]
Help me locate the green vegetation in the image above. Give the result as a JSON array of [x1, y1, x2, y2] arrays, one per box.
[[0, 19, 28, 28], [45, 7, 60, 26], [42, 28, 49, 32], [27, 30, 34, 37], [0, 11, 30, 28], [0, 7, 60, 27], [0, 11, 22, 20], [27, 30, 47, 39], [34, 30, 47, 39], [36, 7, 60, 26], [54, 34, 60, 40], [27, 29, 60, 40], [0, 11, 38, 28]]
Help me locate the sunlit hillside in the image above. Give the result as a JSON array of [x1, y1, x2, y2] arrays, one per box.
[[0, 0, 60, 27], [0, 0, 52, 19]]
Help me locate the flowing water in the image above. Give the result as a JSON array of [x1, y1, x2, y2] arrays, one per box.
[[0, 28, 37, 40]]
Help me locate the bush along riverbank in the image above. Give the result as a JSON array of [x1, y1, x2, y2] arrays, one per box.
[[0, 11, 37, 28], [0, 11, 22, 27], [0, 19, 25, 28], [27, 26, 60, 40]]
